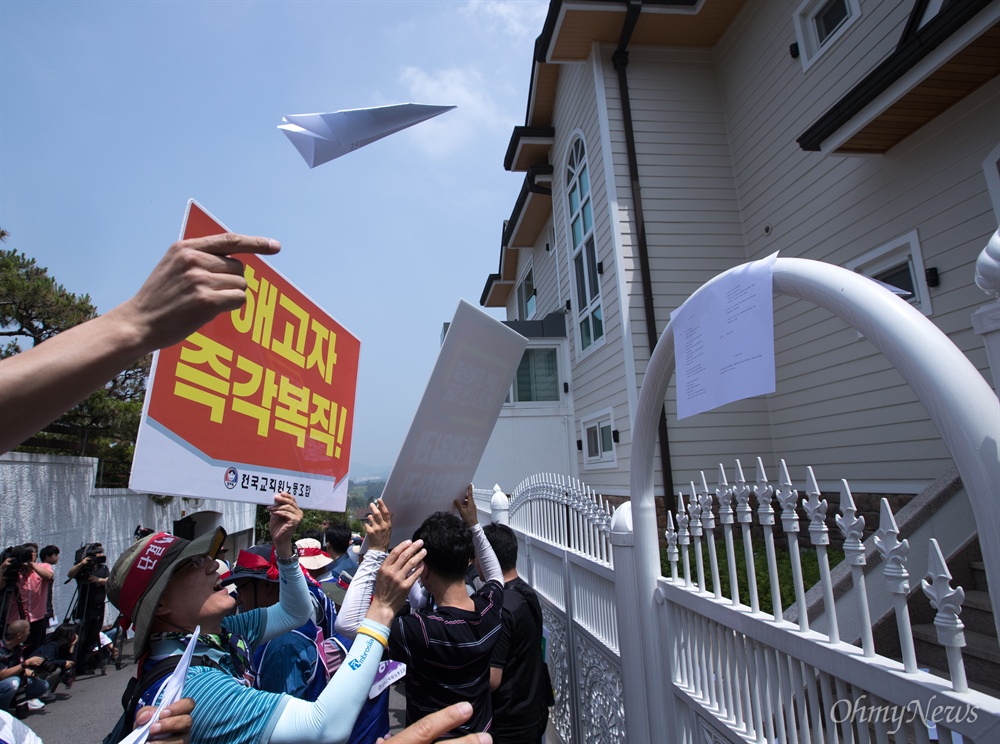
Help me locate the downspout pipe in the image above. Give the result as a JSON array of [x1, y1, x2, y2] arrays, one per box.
[[612, 2, 676, 505], [611, 1, 675, 740]]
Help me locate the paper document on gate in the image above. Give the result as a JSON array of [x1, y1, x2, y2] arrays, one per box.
[[671, 252, 778, 420], [379, 300, 528, 545], [130, 200, 361, 510]]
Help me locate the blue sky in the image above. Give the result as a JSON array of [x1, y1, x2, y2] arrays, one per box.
[[1, 0, 549, 476]]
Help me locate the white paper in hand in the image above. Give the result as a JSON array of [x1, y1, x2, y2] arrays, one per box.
[[117, 624, 200, 744]]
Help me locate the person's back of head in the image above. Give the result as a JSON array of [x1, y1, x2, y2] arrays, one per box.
[[413, 512, 473, 582], [40, 544, 59, 563], [482, 523, 518, 574], [324, 523, 352, 555], [4, 619, 29, 644], [302, 528, 324, 543]]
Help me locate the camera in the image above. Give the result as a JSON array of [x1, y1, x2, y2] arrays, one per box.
[[1, 545, 31, 584], [73, 543, 106, 579]]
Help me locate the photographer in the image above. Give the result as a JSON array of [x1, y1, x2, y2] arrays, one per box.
[[66, 543, 109, 674], [1, 546, 54, 656]]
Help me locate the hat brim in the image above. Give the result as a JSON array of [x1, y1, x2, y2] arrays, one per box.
[[298, 556, 334, 571], [131, 527, 227, 656]]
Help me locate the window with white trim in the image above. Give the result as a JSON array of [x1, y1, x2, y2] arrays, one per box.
[[566, 137, 603, 352], [581, 410, 615, 468], [793, 0, 860, 70], [517, 269, 536, 320], [847, 230, 934, 316], [508, 347, 559, 403]]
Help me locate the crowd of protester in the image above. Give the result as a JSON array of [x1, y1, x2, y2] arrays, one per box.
[[0, 233, 555, 742]]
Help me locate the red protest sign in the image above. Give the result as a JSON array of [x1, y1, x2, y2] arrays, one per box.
[[138, 201, 359, 495]]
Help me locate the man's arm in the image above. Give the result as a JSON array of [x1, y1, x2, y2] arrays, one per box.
[[261, 493, 311, 642], [31, 562, 54, 582], [66, 557, 89, 580], [0, 232, 280, 453], [455, 486, 502, 585]]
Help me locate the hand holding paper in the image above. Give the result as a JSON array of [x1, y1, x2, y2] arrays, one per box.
[[119, 626, 200, 744], [279, 103, 456, 168]]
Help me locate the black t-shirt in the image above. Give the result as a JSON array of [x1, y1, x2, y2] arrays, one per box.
[[0, 640, 22, 673], [74, 564, 109, 618], [490, 577, 550, 743], [388, 580, 504, 737]]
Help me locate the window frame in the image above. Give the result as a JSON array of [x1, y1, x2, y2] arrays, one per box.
[[846, 230, 934, 317], [517, 268, 536, 321], [581, 409, 616, 470], [504, 346, 562, 407], [565, 136, 605, 357], [793, 0, 861, 71]]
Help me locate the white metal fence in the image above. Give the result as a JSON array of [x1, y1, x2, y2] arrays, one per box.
[[496, 465, 1000, 743]]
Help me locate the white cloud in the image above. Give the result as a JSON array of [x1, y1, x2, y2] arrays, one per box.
[[460, 0, 549, 39], [399, 65, 512, 156]]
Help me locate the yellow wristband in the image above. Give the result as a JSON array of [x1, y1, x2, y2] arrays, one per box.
[[357, 626, 388, 650]]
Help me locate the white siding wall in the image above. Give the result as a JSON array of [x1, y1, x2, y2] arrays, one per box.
[[599, 45, 769, 495], [548, 58, 634, 497], [714, 0, 1000, 491]]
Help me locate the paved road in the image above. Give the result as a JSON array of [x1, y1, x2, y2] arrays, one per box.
[[19, 640, 406, 744]]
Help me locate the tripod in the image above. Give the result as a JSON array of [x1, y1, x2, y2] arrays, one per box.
[[64, 578, 105, 676], [0, 581, 25, 642]]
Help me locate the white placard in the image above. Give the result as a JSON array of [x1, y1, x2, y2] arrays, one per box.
[[671, 253, 778, 420], [379, 300, 528, 545]]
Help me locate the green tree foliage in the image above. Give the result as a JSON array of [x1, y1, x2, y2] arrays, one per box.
[[253, 479, 386, 545], [0, 232, 150, 483], [0, 244, 97, 356]]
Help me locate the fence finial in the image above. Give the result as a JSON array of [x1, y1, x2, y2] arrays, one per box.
[[698, 472, 715, 531], [874, 498, 909, 590], [922, 538, 969, 692], [802, 467, 829, 546], [687, 482, 703, 538], [676, 492, 690, 546], [836, 481, 865, 564], [735, 459, 752, 524], [775, 459, 800, 533], [754, 458, 775, 526], [716, 465, 734, 525], [665, 512, 679, 580], [875, 498, 917, 672]]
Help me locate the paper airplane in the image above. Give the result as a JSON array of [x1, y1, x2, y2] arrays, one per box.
[[279, 103, 456, 168]]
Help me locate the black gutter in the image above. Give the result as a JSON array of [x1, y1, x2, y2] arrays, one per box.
[[501, 166, 554, 247], [613, 0, 676, 504], [797, 0, 994, 151], [504, 126, 556, 172], [480, 220, 511, 306]]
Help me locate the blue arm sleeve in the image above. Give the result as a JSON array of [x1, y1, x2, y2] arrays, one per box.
[[261, 557, 312, 643], [268, 619, 390, 744]]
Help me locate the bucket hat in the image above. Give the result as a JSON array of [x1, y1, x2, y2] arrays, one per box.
[[295, 538, 334, 571], [107, 527, 226, 656], [220, 546, 281, 586]]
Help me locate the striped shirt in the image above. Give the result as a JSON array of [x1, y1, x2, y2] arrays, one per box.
[[145, 610, 288, 744], [388, 580, 504, 737]]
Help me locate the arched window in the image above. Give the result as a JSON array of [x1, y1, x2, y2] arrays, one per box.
[[566, 137, 603, 351]]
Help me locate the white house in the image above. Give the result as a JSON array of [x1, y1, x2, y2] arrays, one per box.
[[476, 0, 1000, 511]]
